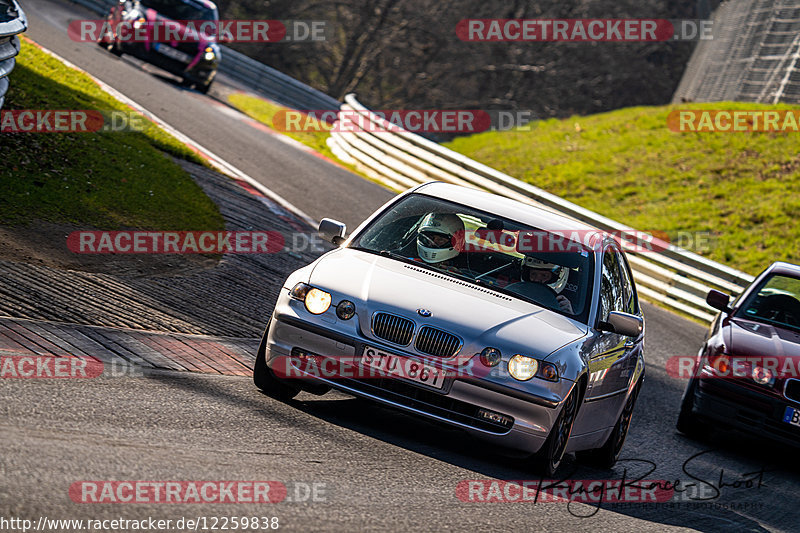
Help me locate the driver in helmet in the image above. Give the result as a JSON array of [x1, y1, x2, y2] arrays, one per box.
[[416, 213, 466, 272], [522, 257, 575, 314]]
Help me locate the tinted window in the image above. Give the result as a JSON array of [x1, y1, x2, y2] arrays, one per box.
[[141, 0, 218, 20], [734, 273, 800, 330], [599, 246, 625, 322], [616, 249, 637, 314]]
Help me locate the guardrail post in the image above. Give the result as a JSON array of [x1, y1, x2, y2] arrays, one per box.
[[0, 0, 27, 109]]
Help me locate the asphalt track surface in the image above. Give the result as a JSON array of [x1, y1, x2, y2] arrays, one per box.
[[3, 1, 800, 531]]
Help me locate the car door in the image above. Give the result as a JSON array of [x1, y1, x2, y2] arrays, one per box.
[[582, 245, 639, 428]]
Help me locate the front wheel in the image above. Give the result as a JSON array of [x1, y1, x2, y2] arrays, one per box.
[[197, 80, 213, 94], [579, 379, 641, 469], [253, 327, 300, 401], [676, 377, 702, 437], [531, 385, 580, 477]]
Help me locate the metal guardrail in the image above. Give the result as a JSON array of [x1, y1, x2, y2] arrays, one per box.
[[674, 0, 800, 103], [0, 0, 27, 109], [328, 94, 755, 322], [67, 0, 340, 110]]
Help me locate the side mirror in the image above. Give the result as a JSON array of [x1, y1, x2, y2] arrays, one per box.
[[706, 289, 732, 313], [319, 218, 346, 245], [600, 311, 643, 338]]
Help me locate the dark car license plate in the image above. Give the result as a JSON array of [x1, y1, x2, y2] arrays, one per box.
[[154, 43, 192, 63], [783, 406, 800, 427]]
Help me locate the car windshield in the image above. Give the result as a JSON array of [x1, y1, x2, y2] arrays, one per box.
[[734, 273, 800, 332], [350, 193, 595, 323], [141, 0, 218, 21]]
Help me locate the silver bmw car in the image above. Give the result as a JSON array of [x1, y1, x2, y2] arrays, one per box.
[[254, 182, 645, 475]]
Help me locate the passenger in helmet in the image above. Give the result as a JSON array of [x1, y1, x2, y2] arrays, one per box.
[[416, 213, 466, 271], [521, 257, 575, 314]]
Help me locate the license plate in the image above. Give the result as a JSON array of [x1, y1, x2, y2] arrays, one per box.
[[154, 43, 192, 63], [783, 406, 800, 427], [360, 346, 447, 390]]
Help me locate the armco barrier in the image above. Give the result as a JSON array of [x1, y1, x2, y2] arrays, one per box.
[[65, 0, 340, 110], [328, 94, 755, 322], [65, 0, 754, 322], [0, 0, 27, 109]]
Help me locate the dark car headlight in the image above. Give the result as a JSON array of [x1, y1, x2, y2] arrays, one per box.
[[480, 347, 502, 367], [751, 365, 774, 386], [336, 300, 356, 320]]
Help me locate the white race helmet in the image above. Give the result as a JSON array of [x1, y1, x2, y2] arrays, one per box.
[[522, 256, 569, 293], [416, 213, 464, 264]]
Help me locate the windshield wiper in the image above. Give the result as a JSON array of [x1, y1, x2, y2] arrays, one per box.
[[353, 247, 421, 267], [474, 261, 514, 281], [378, 249, 413, 261]]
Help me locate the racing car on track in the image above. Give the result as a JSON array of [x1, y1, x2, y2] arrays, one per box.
[[678, 261, 800, 446], [98, 0, 220, 93], [254, 182, 645, 475]]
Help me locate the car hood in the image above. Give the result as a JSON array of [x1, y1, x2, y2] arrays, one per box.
[[309, 248, 588, 360], [726, 317, 800, 358]]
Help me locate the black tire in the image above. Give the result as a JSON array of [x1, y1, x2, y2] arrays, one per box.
[[197, 80, 213, 94], [676, 377, 702, 437], [253, 327, 300, 401], [579, 379, 642, 469], [531, 384, 580, 477], [110, 39, 124, 56]]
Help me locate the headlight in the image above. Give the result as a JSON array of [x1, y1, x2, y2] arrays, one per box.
[[304, 288, 331, 315], [290, 282, 311, 300], [480, 347, 502, 367], [336, 300, 356, 320], [538, 362, 559, 382], [203, 46, 216, 61], [289, 282, 331, 315], [133, 17, 146, 29], [751, 365, 774, 386], [508, 354, 538, 381], [705, 353, 730, 375]]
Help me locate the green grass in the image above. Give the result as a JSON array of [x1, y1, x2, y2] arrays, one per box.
[[0, 39, 224, 231], [444, 102, 800, 275], [227, 92, 336, 158]]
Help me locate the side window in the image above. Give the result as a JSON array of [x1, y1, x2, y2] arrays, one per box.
[[616, 250, 637, 315], [599, 247, 625, 322]]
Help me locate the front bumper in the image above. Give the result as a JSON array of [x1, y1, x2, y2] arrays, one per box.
[[124, 43, 217, 83], [265, 305, 576, 455], [691, 375, 800, 447]]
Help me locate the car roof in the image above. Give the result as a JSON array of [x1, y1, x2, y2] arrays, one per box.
[[766, 261, 800, 277], [414, 182, 600, 235], [188, 0, 218, 10]]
